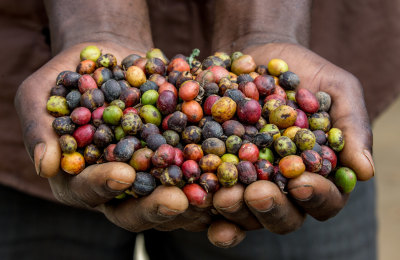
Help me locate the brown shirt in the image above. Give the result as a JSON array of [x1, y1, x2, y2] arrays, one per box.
[[0, 0, 399, 200]]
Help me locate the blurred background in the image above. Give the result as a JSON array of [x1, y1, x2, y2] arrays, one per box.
[[374, 96, 400, 260]]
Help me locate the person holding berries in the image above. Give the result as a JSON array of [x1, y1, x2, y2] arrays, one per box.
[[1, 0, 399, 259]]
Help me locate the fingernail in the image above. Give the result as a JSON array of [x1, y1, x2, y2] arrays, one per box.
[[157, 205, 183, 217], [289, 185, 313, 201], [210, 208, 219, 215], [34, 143, 46, 176], [217, 200, 243, 213], [209, 225, 245, 249], [214, 237, 239, 248], [106, 179, 132, 191], [246, 197, 274, 212], [363, 150, 375, 177]]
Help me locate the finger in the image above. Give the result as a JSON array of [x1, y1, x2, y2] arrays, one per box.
[[48, 162, 135, 208], [330, 89, 374, 181], [155, 205, 213, 232], [181, 213, 213, 232], [180, 196, 213, 231], [288, 172, 349, 221], [100, 185, 189, 233], [287, 46, 374, 181], [213, 183, 262, 230], [154, 203, 213, 232], [310, 65, 374, 181], [244, 180, 305, 234], [207, 220, 246, 248]]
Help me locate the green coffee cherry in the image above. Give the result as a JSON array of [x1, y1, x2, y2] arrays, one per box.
[[114, 126, 126, 141], [139, 105, 162, 126], [259, 147, 274, 163], [141, 90, 159, 105], [103, 105, 123, 125], [334, 167, 356, 193]]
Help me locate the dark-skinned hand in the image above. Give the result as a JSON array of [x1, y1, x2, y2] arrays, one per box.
[[208, 42, 375, 247], [15, 42, 222, 242]]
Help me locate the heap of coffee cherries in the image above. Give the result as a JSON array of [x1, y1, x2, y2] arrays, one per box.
[[46, 46, 356, 206]]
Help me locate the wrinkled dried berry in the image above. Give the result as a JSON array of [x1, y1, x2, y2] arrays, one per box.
[[66, 90, 82, 110], [50, 85, 68, 97], [217, 162, 238, 187], [301, 150, 323, 173], [274, 136, 297, 157], [93, 124, 114, 148], [132, 172, 156, 196], [160, 165, 183, 186], [80, 89, 104, 111], [62, 71, 81, 89], [202, 121, 223, 139], [59, 134, 77, 154], [202, 138, 226, 157], [181, 126, 202, 144], [328, 128, 345, 152], [121, 112, 143, 135], [121, 54, 141, 70], [199, 172, 220, 193], [114, 138, 135, 162], [84, 144, 101, 164], [52, 116, 76, 136], [47, 96, 70, 117], [163, 130, 180, 147], [253, 132, 273, 149], [101, 79, 121, 103], [279, 71, 300, 90], [146, 133, 167, 151]]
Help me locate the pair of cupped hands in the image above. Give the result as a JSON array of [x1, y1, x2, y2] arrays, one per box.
[[15, 41, 374, 248]]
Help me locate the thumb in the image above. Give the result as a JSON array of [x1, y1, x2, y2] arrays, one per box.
[[323, 73, 374, 181], [16, 70, 65, 178], [32, 126, 61, 178], [334, 112, 374, 181]]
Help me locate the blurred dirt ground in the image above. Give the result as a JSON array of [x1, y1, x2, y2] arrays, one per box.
[[134, 97, 400, 260], [373, 96, 400, 260]]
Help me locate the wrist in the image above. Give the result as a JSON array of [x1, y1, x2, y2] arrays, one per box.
[[45, 0, 153, 56], [211, 0, 311, 53], [56, 31, 152, 56]]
